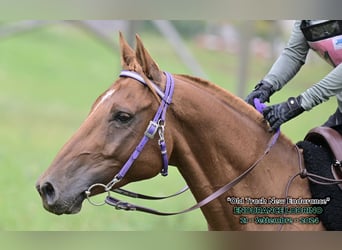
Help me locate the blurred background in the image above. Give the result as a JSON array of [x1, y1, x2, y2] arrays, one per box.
[[0, 20, 335, 230]]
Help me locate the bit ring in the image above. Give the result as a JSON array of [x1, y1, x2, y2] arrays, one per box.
[[85, 183, 111, 206]]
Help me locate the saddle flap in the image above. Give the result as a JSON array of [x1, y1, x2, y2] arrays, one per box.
[[305, 127, 342, 189]]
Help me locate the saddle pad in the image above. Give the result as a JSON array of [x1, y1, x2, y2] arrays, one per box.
[[297, 140, 342, 230], [304, 127, 342, 190]]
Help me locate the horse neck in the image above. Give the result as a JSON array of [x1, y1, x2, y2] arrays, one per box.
[[169, 74, 276, 182], [167, 75, 322, 230]]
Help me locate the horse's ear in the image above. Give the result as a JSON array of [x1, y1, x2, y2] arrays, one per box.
[[119, 32, 141, 71], [135, 34, 162, 83]]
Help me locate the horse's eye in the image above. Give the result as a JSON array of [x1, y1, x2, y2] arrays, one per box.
[[113, 112, 133, 124]]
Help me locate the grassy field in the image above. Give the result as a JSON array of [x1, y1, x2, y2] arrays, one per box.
[[0, 22, 336, 231]]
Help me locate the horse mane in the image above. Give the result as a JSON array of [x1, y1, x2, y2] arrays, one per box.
[[175, 74, 294, 146], [175, 74, 264, 124]]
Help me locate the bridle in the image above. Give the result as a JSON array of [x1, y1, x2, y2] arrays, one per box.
[[85, 70, 175, 205], [85, 72, 281, 215]]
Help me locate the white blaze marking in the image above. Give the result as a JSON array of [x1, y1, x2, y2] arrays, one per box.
[[94, 89, 116, 111], [88, 88, 116, 118]]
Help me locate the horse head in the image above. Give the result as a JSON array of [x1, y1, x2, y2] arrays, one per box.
[[36, 33, 173, 215]]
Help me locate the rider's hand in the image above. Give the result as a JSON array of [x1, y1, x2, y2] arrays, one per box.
[[262, 96, 305, 132], [245, 80, 275, 106]]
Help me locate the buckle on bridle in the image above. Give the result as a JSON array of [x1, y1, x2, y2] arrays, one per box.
[[144, 121, 159, 139], [114, 201, 136, 211]]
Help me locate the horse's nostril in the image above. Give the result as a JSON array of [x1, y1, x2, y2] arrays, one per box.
[[36, 184, 42, 195], [40, 182, 57, 205]]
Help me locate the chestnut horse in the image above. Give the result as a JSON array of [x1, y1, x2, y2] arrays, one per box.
[[36, 33, 325, 230]]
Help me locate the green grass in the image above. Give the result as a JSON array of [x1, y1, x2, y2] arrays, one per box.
[[0, 22, 337, 230], [0, 24, 206, 231]]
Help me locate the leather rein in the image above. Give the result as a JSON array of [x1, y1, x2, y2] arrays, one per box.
[[85, 71, 282, 215]]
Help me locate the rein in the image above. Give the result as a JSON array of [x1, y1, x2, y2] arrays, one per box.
[[105, 130, 280, 215], [86, 72, 282, 215]]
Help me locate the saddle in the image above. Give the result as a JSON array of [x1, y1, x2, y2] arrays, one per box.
[[304, 127, 342, 190]]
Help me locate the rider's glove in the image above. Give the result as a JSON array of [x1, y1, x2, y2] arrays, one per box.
[[262, 96, 305, 132], [245, 80, 275, 106]]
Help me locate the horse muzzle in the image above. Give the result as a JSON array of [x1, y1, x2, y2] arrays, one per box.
[[36, 180, 84, 215]]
